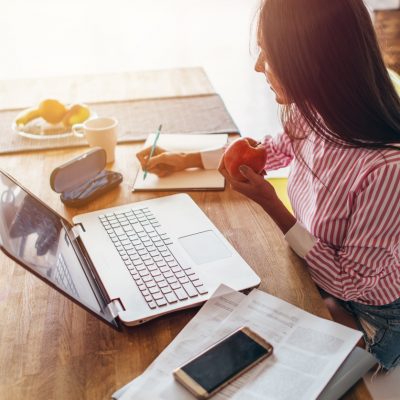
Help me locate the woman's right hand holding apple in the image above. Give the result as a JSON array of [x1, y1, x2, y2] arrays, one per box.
[[219, 136, 297, 234], [218, 154, 276, 209], [222, 137, 267, 181]]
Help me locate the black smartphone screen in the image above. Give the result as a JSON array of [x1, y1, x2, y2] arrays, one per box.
[[181, 330, 269, 393]]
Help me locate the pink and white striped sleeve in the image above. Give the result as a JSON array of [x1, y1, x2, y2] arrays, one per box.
[[304, 162, 400, 303], [262, 132, 294, 171]]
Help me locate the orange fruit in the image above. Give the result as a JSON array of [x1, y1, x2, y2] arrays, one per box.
[[39, 99, 67, 124], [62, 104, 91, 127]]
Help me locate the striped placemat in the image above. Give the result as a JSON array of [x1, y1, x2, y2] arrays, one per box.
[[0, 94, 238, 155]]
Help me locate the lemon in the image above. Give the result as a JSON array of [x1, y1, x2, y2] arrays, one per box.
[[39, 99, 67, 124], [62, 104, 91, 127]]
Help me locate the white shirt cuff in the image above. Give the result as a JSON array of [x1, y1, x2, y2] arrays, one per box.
[[200, 148, 224, 170], [285, 221, 317, 258]]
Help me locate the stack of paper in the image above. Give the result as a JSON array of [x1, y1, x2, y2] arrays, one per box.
[[113, 285, 375, 400]]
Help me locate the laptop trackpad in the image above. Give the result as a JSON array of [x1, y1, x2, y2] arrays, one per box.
[[178, 230, 232, 265]]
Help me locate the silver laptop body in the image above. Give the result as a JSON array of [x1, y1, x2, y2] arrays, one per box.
[[73, 193, 260, 325], [0, 170, 260, 329]]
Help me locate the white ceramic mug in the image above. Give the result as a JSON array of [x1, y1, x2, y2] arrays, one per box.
[[73, 117, 118, 163]]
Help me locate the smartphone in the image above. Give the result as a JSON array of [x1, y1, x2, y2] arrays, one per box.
[[173, 326, 273, 399]]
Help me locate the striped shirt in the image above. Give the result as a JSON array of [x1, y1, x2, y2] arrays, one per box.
[[263, 125, 400, 305]]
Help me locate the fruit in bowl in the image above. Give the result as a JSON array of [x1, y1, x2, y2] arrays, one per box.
[[14, 99, 91, 136], [223, 137, 267, 181]]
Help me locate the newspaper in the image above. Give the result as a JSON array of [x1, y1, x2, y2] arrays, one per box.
[[113, 285, 363, 400]]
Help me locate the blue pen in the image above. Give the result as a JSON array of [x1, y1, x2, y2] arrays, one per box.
[[143, 124, 162, 180]]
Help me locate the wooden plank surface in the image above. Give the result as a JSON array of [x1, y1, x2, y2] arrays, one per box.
[[0, 68, 370, 399]]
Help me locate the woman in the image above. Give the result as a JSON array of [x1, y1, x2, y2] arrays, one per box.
[[137, 0, 400, 369]]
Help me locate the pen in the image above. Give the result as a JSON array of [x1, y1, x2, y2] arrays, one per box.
[[143, 124, 162, 180]]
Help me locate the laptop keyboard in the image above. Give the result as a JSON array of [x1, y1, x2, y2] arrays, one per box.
[[55, 254, 80, 298], [98, 207, 208, 309]]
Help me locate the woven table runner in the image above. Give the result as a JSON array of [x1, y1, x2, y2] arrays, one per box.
[[0, 94, 238, 155]]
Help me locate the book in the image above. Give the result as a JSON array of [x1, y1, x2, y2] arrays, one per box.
[[132, 133, 227, 191], [267, 177, 292, 213], [318, 347, 376, 400]]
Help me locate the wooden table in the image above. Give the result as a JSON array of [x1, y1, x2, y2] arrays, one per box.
[[0, 68, 370, 400]]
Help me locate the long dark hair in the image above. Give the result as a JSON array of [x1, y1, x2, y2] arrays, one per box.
[[257, 0, 400, 150]]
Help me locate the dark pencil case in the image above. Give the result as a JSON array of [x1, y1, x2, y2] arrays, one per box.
[[50, 147, 123, 208]]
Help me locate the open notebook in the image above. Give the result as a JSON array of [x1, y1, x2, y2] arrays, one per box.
[[133, 134, 227, 191]]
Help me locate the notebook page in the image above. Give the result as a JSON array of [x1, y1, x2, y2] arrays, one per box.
[[133, 134, 227, 191]]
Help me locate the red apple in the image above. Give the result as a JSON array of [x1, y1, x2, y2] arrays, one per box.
[[223, 137, 267, 181]]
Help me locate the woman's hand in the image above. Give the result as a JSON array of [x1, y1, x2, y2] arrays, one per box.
[[218, 155, 296, 234], [218, 155, 278, 209], [136, 146, 203, 177]]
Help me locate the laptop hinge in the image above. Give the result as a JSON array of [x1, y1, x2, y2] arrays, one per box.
[[70, 223, 85, 240], [106, 299, 125, 319]]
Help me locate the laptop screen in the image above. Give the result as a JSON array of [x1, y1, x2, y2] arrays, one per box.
[[0, 171, 118, 329]]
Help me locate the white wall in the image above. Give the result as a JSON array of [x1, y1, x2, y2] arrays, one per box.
[[0, 0, 282, 139]]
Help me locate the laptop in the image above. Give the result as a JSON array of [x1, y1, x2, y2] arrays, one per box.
[[0, 170, 260, 330]]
